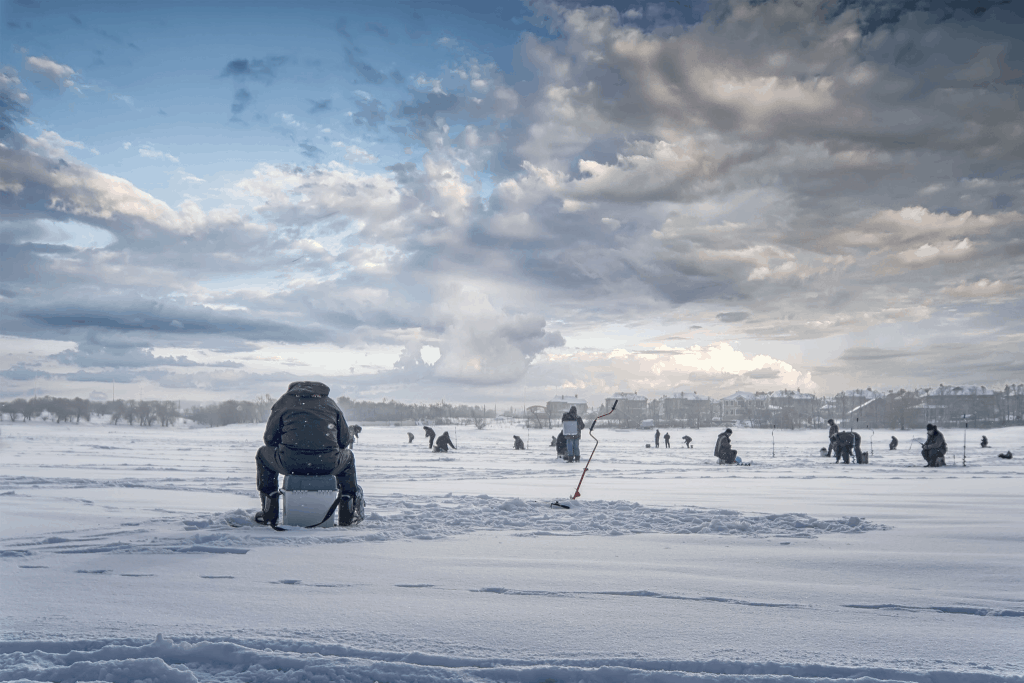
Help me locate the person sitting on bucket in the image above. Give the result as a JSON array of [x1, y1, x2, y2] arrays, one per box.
[[715, 428, 739, 464], [255, 381, 362, 526], [922, 424, 947, 467], [833, 431, 864, 464], [889, 436, 898, 450], [981, 435, 988, 448], [433, 431, 455, 453], [513, 435, 525, 450], [561, 406, 585, 462], [555, 432, 568, 458]]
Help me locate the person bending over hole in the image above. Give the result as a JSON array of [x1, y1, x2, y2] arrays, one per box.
[[833, 431, 864, 464], [513, 435, 525, 450], [433, 431, 455, 453], [889, 436, 898, 450], [423, 425, 436, 450]]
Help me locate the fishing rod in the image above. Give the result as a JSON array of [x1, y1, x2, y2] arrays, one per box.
[[962, 414, 967, 467]]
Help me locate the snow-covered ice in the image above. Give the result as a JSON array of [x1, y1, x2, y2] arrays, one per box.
[[1, 421, 1022, 682]]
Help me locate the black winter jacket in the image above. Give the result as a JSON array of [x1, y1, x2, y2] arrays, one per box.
[[264, 381, 351, 454]]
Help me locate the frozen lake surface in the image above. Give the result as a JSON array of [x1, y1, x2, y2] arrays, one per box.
[[1, 420, 1022, 682]]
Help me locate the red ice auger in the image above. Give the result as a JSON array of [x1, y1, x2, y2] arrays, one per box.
[[551, 400, 618, 508]]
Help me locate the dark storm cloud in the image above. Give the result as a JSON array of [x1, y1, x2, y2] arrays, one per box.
[[365, 22, 389, 38], [299, 142, 323, 158], [52, 344, 201, 368], [345, 48, 386, 84], [0, 365, 51, 381], [230, 88, 251, 115], [352, 95, 385, 128], [220, 56, 287, 83], [308, 98, 331, 113], [7, 298, 328, 346]]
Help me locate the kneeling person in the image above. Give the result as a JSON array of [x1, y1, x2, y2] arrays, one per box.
[[922, 424, 947, 467], [255, 381, 362, 526], [433, 431, 456, 452], [715, 428, 739, 464]]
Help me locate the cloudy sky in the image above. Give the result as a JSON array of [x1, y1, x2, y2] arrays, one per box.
[[1, 0, 1022, 407]]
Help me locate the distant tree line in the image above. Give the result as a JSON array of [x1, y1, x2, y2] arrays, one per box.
[[0, 394, 496, 428], [3, 385, 1020, 430]]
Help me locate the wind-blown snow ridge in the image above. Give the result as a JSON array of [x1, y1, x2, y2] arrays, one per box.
[[1, 635, 1020, 683], [3, 495, 886, 557]]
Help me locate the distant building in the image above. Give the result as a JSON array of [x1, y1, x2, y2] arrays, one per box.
[[605, 392, 648, 427], [651, 390, 714, 428], [546, 394, 589, 417]]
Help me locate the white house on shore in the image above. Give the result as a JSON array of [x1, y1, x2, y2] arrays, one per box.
[[546, 395, 589, 417]]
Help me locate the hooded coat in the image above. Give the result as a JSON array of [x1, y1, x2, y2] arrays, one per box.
[[263, 381, 351, 472]]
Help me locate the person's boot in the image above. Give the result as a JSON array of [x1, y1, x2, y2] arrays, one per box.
[[337, 487, 364, 527], [255, 492, 279, 525]]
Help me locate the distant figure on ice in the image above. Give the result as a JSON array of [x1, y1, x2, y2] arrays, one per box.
[[655, 429, 661, 448], [980, 435, 989, 448], [998, 450, 1013, 459], [555, 432, 568, 458], [550, 435, 557, 447], [715, 428, 739, 464], [351, 425, 362, 441], [254, 381, 362, 527], [889, 436, 898, 450], [513, 435, 525, 450], [433, 431, 455, 453], [922, 424, 947, 467], [408, 432, 415, 444], [826, 419, 839, 459], [833, 431, 864, 464], [423, 425, 436, 450], [663, 432, 671, 448], [562, 406, 585, 462], [682, 435, 693, 448]]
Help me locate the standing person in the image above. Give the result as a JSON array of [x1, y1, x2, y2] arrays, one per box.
[[408, 432, 415, 444], [714, 428, 738, 464], [889, 436, 898, 450], [561, 406, 585, 463], [833, 431, 863, 464], [826, 419, 839, 459], [922, 424, 947, 467], [655, 429, 661, 448], [254, 381, 362, 526], [682, 435, 693, 448], [423, 425, 436, 450], [513, 435, 525, 450], [663, 432, 671, 448]]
